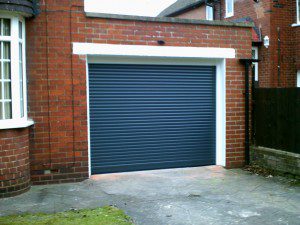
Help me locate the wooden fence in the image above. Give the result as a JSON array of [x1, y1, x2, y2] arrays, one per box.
[[253, 88, 300, 154]]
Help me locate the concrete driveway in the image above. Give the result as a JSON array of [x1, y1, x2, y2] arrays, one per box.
[[0, 166, 299, 225]]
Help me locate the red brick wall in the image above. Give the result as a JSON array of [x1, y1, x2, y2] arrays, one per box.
[[216, 0, 297, 87], [0, 129, 30, 198], [23, 0, 252, 185], [267, 0, 297, 87], [291, 3, 300, 70], [26, 0, 89, 185]]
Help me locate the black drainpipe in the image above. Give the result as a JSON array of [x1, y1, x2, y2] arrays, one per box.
[[239, 59, 260, 165]]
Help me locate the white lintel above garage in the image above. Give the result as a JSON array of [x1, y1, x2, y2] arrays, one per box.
[[72, 43, 235, 59]]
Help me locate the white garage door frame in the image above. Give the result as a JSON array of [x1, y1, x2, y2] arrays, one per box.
[[73, 43, 234, 176]]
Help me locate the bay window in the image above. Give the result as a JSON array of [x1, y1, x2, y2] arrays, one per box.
[[0, 15, 31, 129]]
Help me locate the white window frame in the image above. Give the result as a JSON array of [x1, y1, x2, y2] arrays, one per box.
[[252, 47, 259, 81], [225, 0, 234, 18], [0, 13, 33, 129], [206, 6, 214, 21], [297, 70, 300, 87]]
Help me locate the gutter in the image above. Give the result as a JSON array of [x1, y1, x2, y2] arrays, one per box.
[[239, 58, 260, 165]]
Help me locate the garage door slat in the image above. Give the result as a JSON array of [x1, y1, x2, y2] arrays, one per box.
[[91, 145, 214, 158], [93, 155, 215, 166]]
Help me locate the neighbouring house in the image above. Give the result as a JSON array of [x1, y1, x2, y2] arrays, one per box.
[[159, 0, 214, 20], [0, 0, 254, 197], [159, 0, 300, 87]]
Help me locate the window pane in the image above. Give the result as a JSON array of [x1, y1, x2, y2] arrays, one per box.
[[227, 0, 233, 14], [3, 62, 11, 79], [3, 42, 10, 59], [298, 0, 300, 22], [4, 101, 12, 119], [4, 82, 11, 99], [20, 99, 24, 117], [0, 103, 3, 119], [19, 43, 23, 61], [206, 6, 213, 20], [2, 19, 11, 36], [20, 96, 24, 117], [19, 43, 24, 117], [19, 21, 23, 39], [252, 50, 256, 59]]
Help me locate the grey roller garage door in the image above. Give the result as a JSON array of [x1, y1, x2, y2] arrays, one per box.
[[89, 64, 216, 174]]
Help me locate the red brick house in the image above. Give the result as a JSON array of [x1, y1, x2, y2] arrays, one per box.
[[160, 0, 300, 87], [0, 0, 255, 197]]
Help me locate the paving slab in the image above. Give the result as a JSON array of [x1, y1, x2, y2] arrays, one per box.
[[0, 166, 299, 225]]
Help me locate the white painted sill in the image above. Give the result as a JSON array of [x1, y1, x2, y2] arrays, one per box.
[[291, 23, 300, 27], [224, 14, 233, 19], [0, 119, 34, 130]]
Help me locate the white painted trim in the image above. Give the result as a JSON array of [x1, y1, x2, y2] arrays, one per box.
[[291, 23, 300, 27], [225, 0, 234, 18], [73, 43, 235, 59], [0, 119, 34, 130], [297, 70, 300, 88], [252, 47, 259, 81], [216, 59, 226, 166], [86, 56, 92, 177], [85, 55, 227, 176]]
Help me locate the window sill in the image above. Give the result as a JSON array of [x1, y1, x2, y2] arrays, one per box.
[[225, 15, 233, 19], [291, 23, 300, 27], [0, 119, 34, 130]]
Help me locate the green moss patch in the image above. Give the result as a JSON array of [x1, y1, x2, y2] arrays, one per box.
[[0, 206, 134, 225]]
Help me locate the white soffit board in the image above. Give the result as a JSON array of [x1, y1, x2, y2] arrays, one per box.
[[84, 0, 177, 17], [73, 43, 236, 59]]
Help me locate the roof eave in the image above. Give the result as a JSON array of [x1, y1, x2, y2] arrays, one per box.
[[166, 1, 205, 17]]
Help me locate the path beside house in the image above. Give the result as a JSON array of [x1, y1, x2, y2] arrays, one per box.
[[0, 166, 299, 225]]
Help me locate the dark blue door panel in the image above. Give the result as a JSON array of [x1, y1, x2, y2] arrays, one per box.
[[89, 64, 216, 174]]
